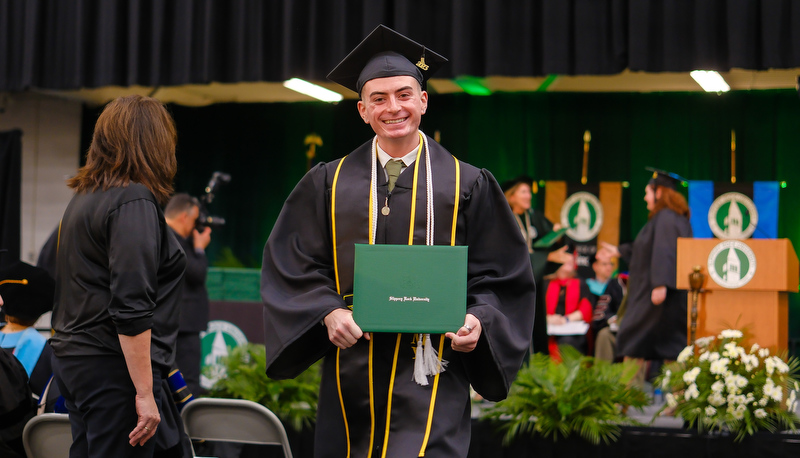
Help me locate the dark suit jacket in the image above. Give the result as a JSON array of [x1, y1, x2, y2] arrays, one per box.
[[170, 228, 209, 333]]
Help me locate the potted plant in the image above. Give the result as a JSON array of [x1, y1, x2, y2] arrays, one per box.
[[480, 345, 648, 445], [656, 329, 800, 441], [204, 343, 321, 432]]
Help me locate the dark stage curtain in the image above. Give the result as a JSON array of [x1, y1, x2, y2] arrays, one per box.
[[3, 0, 800, 92], [0, 129, 22, 268]]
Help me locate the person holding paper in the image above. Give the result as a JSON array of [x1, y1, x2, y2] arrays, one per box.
[[543, 251, 593, 356], [261, 25, 536, 458]]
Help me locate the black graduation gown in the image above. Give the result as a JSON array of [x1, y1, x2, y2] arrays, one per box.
[[616, 209, 693, 360], [520, 209, 562, 355], [261, 135, 536, 458]]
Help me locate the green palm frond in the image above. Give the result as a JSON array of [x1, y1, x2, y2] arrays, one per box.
[[481, 345, 648, 445], [205, 343, 321, 431]]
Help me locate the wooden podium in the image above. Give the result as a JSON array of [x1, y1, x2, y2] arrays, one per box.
[[676, 238, 798, 351]]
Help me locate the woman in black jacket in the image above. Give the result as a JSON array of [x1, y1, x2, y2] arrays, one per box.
[[51, 95, 187, 457]]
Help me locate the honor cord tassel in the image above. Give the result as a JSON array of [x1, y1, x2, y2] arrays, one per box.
[[414, 334, 430, 385], [423, 333, 446, 376]]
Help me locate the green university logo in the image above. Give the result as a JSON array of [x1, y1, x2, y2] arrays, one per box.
[[199, 320, 248, 390], [707, 240, 757, 289], [560, 191, 603, 242], [708, 192, 758, 239]]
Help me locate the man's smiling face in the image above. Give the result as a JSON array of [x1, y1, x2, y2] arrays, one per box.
[[357, 75, 428, 153]]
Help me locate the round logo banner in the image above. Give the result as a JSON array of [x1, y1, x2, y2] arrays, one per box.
[[707, 240, 757, 289], [200, 320, 249, 390], [708, 192, 758, 239], [560, 191, 604, 242]]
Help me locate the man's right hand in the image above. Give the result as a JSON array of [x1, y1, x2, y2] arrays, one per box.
[[193, 227, 212, 250], [324, 308, 369, 349]]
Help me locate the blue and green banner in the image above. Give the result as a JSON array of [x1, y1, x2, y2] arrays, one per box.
[[688, 181, 779, 239]]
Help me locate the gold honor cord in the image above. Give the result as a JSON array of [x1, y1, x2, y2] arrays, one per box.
[[418, 335, 447, 456], [380, 334, 403, 458], [336, 348, 351, 457], [367, 339, 376, 458], [0, 279, 28, 286], [330, 156, 352, 457], [419, 156, 461, 456], [407, 133, 425, 245], [450, 157, 461, 246], [330, 137, 462, 457], [331, 156, 348, 295]]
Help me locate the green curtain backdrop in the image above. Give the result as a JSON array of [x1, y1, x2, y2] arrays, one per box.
[[150, 90, 800, 264], [81, 89, 800, 340]]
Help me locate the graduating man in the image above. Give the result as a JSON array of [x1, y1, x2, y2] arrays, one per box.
[[261, 25, 535, 458]]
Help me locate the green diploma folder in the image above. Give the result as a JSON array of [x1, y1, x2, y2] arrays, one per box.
[[533, 227, 567, 248], [352, 244, 467, 333]]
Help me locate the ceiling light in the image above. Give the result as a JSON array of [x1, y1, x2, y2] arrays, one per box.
[[283, 78, 343, 102], [690, 70, 730, 93]]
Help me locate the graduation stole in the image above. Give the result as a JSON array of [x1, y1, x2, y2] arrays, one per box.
[[331, 132, 462, 457], [332, 132, 462, 386]]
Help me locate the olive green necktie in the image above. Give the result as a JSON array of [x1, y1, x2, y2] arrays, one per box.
[[386, 159, 403, 192]]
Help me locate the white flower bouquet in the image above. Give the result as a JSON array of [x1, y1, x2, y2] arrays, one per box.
[[656, 329, 800, 441]]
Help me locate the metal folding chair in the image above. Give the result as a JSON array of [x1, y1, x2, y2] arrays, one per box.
[[181, 398, 293, 458], [22, 413, 72, 458]]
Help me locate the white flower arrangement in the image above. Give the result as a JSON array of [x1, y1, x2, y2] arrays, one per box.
[[656, 329, 800, 441]]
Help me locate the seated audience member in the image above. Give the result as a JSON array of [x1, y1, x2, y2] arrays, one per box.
[[0, 260, 55, 397], [0, 260, 57, 457], [0, 345, 35, 458], [543, 251, 593, 357], [587, 255, 624, 362]]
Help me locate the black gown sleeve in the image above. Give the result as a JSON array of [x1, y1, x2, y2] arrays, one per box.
[[181, 238, 208, 289], [649, 211, 686, 290], [618, 243, 633, 264], [261, 164, 345, 379], [459, 170, 537, 401]]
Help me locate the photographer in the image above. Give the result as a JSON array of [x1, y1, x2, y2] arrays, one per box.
[[165, 193, 211, 396]]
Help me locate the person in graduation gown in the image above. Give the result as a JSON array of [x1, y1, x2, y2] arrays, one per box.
[[261, 25, 536, 458], [502, 175, 569, 356], [50, 95, 188, 458], [0, 260, 55, 397], [599, 169, 692, 385]]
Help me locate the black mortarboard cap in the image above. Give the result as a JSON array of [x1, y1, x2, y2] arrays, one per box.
[[0, 260, 55, 321], [327, 25, 448, 95], [646, 167, 686, 190], [501, 175, 534, 193]]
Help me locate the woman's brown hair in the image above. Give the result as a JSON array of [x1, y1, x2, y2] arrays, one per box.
[[650, 185, 691, 219], [67, 95, 177, 204]]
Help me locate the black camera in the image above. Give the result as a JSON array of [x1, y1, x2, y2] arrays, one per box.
[[195, 171, 231, 231]]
